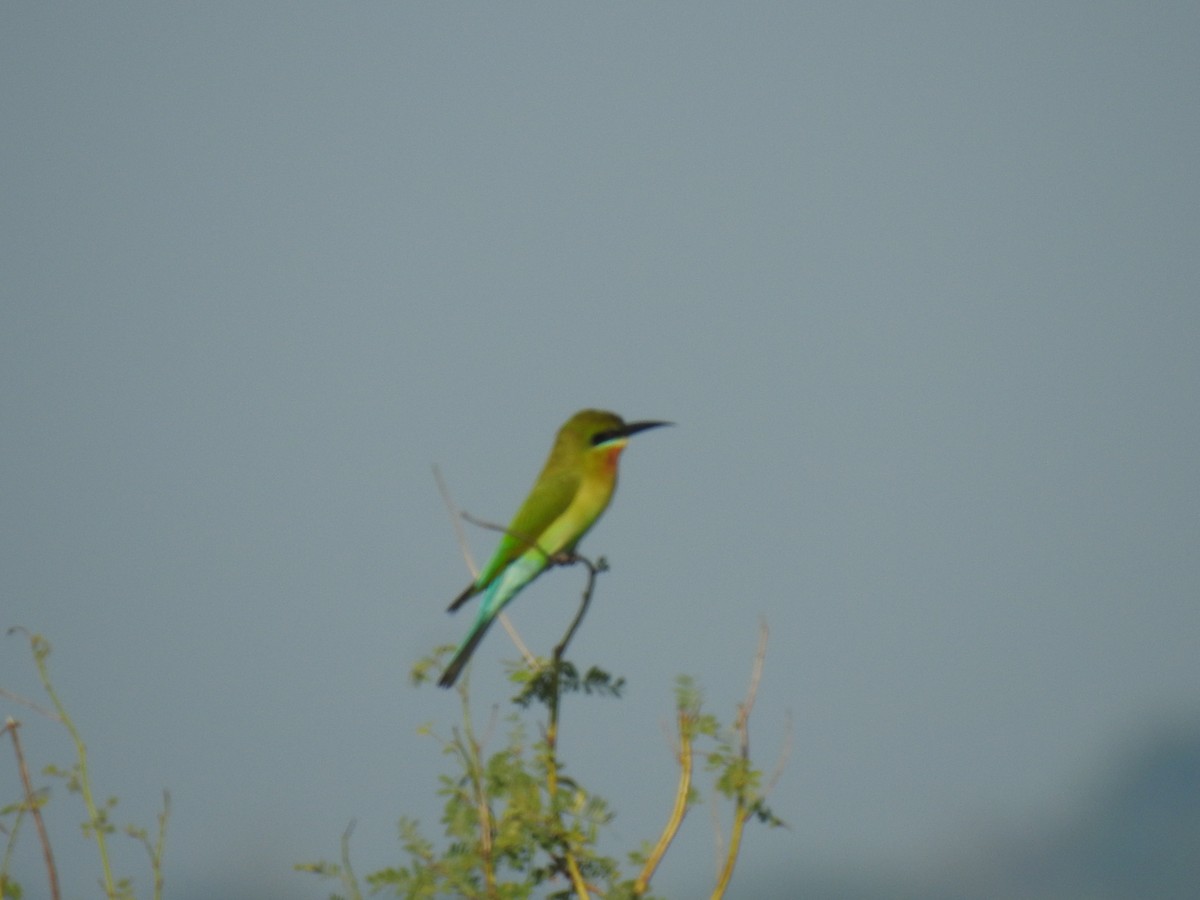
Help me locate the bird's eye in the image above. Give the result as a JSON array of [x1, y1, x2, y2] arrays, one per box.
[[592, 430, 617, 446]]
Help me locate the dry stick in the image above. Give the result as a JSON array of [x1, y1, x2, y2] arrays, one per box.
[[459, 511, 543, 665], [4, 718, 61, 900], [711, 621, 770, 900], [432, 464, 476, 577], [765, 708, 794, 796], [0, 687, 63, 723], [337, 820, 364, 900], [433, 463, 536, 666]]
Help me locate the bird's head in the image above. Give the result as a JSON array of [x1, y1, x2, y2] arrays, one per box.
[[555, 409, 671, 472]]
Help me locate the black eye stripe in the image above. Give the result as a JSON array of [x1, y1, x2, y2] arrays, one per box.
[[592, 429, 620, 446]]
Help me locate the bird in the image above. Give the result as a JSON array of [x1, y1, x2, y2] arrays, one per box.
[[438, 409, 669, 688]]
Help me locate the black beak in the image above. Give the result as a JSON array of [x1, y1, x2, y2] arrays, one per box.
[[616, 420, 673, 439], [592, 419, 672, 447]]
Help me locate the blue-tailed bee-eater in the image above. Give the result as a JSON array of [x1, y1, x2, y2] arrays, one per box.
[[438, 409, 669, 688]]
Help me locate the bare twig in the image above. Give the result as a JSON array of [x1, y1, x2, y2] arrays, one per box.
[[0, 687, 63, 723], [711, 620, 770, 899], [432, 464, 477, 578], [543, 553, 602, 791], [337, 820, 363, 900], [550, 553, 604, 664], [3, 630, 63, 723], [4, 717, 60, 900], [433, 467, 534, 665], [737, 619, 769, 742], [766, 709, 794, 794]]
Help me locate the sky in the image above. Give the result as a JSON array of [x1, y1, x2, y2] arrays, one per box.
[[3, 4, 1199, 898]]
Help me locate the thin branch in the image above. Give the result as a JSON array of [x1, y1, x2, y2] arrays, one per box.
[[711, 620, 769, 900], [0, 687, 63, 723], [4, 717, 60, 900], [455, 691, 498, 896], [448, 511, 602, 681], [542, 552, 603, 761], [496, 618, 533, 665], [540, 554, 604, 899], [24, 633, 119, 899], [432, 464, 477, 579], [434, 470, 535, 666], [3, 630, 64, 723], [459, 510, 545, 560], [635, 707, 694, 894], [740, 620, 768, 730], [766, 709, 794, 794], [551, 553, 604, 664], [711, 807, 748, 899], [151, 791, 170, 900], [337, 819, 363, 900]]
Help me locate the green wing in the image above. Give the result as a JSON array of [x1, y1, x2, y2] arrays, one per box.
[[473, 463, 580, 590]]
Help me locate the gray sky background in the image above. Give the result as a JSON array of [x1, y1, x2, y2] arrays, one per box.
[[3, 4, 1198, 898]]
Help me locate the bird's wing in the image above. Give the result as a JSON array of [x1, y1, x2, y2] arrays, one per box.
[[472, 463, 580, 590]]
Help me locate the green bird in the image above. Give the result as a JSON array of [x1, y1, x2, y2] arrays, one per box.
[[438, 409, 669, 688]]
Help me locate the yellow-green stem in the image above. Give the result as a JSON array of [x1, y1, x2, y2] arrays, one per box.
[[634, 709, 693, 894], [31, 635, 118, 898]]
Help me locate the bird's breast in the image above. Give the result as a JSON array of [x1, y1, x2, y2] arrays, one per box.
[[595, 442, 626, 475]]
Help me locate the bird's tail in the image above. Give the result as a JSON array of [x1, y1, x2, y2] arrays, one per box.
[[447, 581, 478, 613], [437, 552, 545, 688], [438, 617, 493, 688]]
